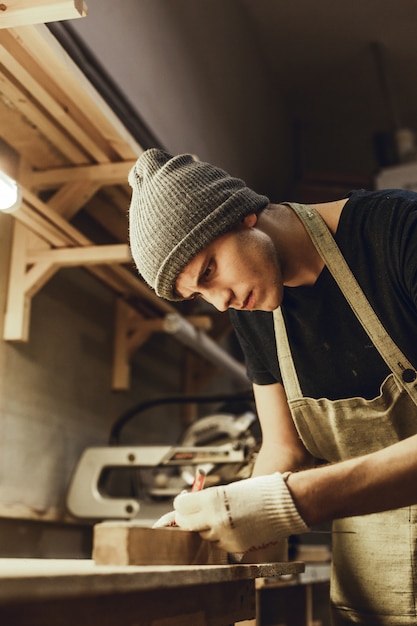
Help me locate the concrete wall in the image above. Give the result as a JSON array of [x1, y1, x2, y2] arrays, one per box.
[[0, 212, 190, 555], [0, 210, 247, 557], [70, 0, 293, 199]]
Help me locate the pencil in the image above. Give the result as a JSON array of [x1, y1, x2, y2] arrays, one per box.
[[191, 468, 206, 492]]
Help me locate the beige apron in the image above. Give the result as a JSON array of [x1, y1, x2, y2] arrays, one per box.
[[273, 203, 417, 625]]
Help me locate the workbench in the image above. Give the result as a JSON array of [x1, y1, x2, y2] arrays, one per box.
[[0, 558, 304, 626]]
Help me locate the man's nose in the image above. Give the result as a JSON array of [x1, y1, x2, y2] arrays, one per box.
[[201, 287, 230, 312]]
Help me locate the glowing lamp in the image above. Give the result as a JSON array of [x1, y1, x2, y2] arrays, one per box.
[[0, 170, 21, 214]]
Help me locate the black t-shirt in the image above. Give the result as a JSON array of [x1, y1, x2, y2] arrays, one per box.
[[230, 189, 417, 400]]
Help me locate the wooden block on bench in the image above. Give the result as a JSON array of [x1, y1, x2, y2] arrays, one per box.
[[93, 521, 228, 566]]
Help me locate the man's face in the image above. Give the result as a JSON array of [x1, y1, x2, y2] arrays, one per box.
[[175, 215, 283, 312]]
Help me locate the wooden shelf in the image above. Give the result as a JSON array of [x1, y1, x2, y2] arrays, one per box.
[[0, 22, 245, 390]]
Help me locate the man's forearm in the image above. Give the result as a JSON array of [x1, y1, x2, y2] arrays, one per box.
[[252, 443, 315, 477], [286, 433, 417, 526]]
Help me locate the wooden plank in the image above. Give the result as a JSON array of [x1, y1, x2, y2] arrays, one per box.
[[26, 243, 132, 266], [0, 28, 121, 163], [128, 318, 167, 351], [23, 187, 91, 245], [3, 221, 31, 341], [24, 260, 59, 298], [29, 161, 136, 189], [0, 38, 112, 162], [126, 314, 213, 357], [0, 1, 87, 29], [26, 227, 52, 252], [0, 97, 67, 169], [0, 65, 91, 164], [6, 24, 142, 160], [93, 523, 228, 567], [17, 203, 73, 246], [46, 181, 102, 218]]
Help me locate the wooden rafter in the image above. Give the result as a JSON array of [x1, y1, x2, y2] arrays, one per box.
[[47, 181, 102, 219], [112, 300, 213, 390], [26, 244, 131, 267], [28, 162, 136, 190]]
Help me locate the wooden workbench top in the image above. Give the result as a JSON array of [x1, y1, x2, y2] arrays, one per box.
[[0, 557, 304, 603]]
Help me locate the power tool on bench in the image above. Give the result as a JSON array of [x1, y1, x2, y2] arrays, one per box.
[[67, 391, 260, 521]]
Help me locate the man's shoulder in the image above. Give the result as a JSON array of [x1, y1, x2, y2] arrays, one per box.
[[343, 188, 417, 215]]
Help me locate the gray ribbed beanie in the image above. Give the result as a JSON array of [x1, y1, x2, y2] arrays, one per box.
[[128, 149, 269, 301]]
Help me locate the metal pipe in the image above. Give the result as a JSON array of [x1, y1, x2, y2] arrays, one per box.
[[163, 313, 249, 387]]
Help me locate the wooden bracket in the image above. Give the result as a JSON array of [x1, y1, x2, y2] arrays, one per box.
[[2, 178, 240, 392], [112, 299, 213, 391], [2, 178, 170, 341], [2, 216, 132, 341], [3, 222, 37, 342]]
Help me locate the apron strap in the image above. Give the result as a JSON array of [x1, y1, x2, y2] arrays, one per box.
[[274, 202, 417, 405], [273, 307, 303, 399]]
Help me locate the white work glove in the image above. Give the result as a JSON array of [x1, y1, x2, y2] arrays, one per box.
[[173, 473, 309, 557]]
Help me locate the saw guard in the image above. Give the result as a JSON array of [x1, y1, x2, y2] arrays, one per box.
[[66, 443, 246, 519]]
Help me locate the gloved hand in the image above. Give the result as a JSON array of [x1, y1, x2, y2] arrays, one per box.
[[173, 473, 309, 556]]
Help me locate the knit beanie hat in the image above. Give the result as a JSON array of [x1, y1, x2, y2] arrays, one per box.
[[128, 149, 269, 301]]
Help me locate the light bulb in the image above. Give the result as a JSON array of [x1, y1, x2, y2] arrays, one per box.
[[0, 170, 21, 214]]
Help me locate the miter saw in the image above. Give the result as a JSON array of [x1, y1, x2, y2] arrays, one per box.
[[67, 392, 260, 521]]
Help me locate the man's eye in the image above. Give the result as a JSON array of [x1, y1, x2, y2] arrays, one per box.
[[202, 264, 212, 280]]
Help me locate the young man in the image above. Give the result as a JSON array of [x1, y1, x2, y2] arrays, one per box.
[[129, 148, 417, 625]]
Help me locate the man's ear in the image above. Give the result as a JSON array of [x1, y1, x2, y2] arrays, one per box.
[[241, 213, 258, 228]]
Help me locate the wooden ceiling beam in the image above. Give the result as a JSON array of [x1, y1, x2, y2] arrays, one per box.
[[0, 98, 67, 169], [0, 1, 87, 29], [6, 25, 141, 161], [0, 65, 90, 164], [0, 39, 113, 163], [28, 161, 136, 190], [26, 243, 131, 267], [47, 181, 102, 219]]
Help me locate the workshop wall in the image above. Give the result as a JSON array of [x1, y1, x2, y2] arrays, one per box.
[[0, 212, 216, 556], [69, 0, 293, 200], [0, 3, 268, 557]]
